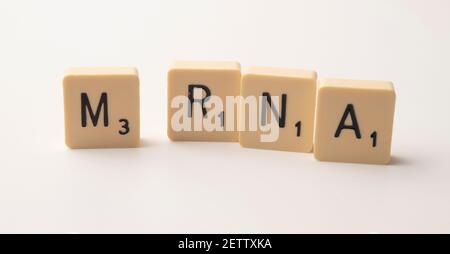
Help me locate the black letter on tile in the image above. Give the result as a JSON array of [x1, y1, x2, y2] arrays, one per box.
[[81, 92, 109, 127], [188, 84, 211, 118], [335, 104, 361, 139], [261, 92, 287, 128]]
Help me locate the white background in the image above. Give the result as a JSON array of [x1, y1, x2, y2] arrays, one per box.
[[0, 0, 449, 233]]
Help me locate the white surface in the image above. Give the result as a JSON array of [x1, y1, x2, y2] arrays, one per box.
[[0, 0, 449, 233]]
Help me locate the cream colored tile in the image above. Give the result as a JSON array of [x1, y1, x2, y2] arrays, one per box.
[[63, 67, 140, 148], [167, 61, 241, 141], [314, 78, 396, 164], [239, 66, 317, 152]]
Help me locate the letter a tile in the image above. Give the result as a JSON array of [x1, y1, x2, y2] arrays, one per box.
[[314, 78, 396, 164]]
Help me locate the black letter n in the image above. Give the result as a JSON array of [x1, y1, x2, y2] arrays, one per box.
[[261, 92, 287, 128], [81, 92, 109, 127]]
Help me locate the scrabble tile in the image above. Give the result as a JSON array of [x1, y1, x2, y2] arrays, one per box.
[[239, 66, 317, 152], [63, 67, 140, 148], [167, 61, 241, 141], [314, 78, 396, 164]]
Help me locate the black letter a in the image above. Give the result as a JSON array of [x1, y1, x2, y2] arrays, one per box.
[[335, 104, 361, 139], [81, 92, 109, 127]]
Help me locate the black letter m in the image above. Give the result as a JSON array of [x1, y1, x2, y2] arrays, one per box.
[[81, 92, 109, 127]]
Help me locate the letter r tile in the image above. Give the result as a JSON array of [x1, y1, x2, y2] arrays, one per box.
[[167, 61, 241, 141]]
